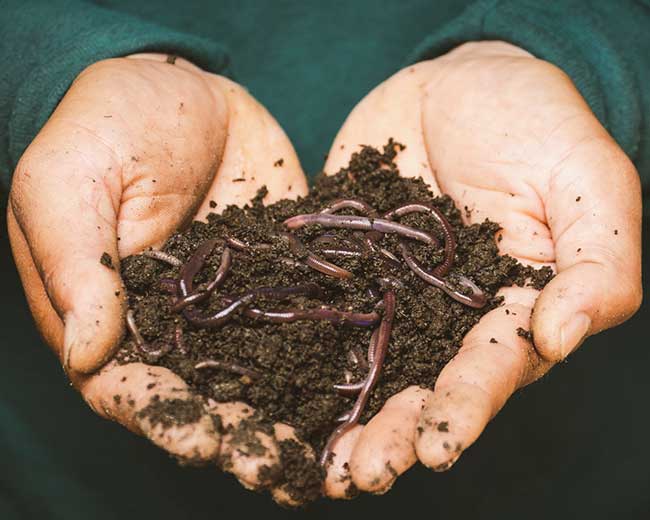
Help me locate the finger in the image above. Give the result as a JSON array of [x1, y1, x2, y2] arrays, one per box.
[[207, 401, 280, 490], [323, 62, 440, 192], [194, 76, 308, 220], [270, 424, 321, 507], [348, 386, 431, 493], [80, 362, 221, 462], [415, 288, 553, 471], [322, 425, 363, 499], [10, 136, 126, 373], [533, 137, 642, 360], [7, 205, 64, 355]]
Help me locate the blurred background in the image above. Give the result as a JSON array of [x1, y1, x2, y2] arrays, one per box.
[[1, 202, 647, 518]]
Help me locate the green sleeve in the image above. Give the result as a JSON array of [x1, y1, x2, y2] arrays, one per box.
[[408, 0, 650, 196], [0, 0, 230, 187]]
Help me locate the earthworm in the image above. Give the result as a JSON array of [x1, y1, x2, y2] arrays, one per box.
[[125, 309, 174, 360], [351, 231, 401, 268], [241, 307, 380, 327], [310, 234, 362, 254], [284, 214, 439, 246], [159, 277, 179, 294], [333, 381, 364, 397], [335, 412, 351, 423], [184, 295, 256, 328], [367, 328, 379, 366], [384, 202, 456, 277], [172, 247, 232, 312], [225, 236, 273, 253], [195, 359, 260, 379], [320, 248, 363, 258], [178, 239, 219, 297], [125, 309, 145, 347], [224, 236, 248, 251], [142, 250, 183, 267], [280, 232, 352, 279], [399, 242, 487, 308], [378, 247, 401, 267], [175, 325, 188, 355], [353, 345, 369, 371], [321, 199, 378, 217], [332, 329, 378, 398], [320, 290, 396, 466], [186, 284, 330, 328]]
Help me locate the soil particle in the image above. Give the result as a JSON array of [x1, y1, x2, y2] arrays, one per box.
[[517, 327, 534, 343], [437, 421, 449, 432], [115, 141, 552, 503], [100, 252, 114, 270]]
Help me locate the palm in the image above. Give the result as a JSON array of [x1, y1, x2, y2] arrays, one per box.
[[321, 41, 641, 496]]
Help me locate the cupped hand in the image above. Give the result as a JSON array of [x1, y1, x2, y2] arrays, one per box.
[[7, 53, 313, 502], [321, 41, 642, 496]]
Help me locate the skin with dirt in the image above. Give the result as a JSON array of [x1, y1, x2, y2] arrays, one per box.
[[113, 142, 552, 503]]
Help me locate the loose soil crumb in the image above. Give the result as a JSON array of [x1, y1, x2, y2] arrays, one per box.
[[115, 141, 552, 503], [100, 252, 114, 270], [516, 327, 534, 343]]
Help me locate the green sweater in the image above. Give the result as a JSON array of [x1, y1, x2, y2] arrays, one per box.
[[0, 1, 649, 518], [2, 0, 650, 190]]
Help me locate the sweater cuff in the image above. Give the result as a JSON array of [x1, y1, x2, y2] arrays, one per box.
[[5, 12, 229, 187], [407, 0, 642, 169]]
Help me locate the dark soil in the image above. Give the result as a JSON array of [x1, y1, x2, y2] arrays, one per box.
[[114, 141, 552, 504]]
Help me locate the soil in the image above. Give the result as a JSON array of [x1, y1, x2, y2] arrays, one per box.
[[113, 141, 552, 504]]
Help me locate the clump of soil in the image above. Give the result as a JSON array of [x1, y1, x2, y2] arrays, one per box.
[[114, 141, 552, 504]]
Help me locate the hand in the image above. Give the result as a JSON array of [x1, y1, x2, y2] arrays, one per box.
[[7, 54, 313, 503], [321, 41, 642, 496]]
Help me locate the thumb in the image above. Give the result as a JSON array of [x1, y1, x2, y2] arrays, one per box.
[[532, 136, 642, 361], [10, 128, 125, 373]]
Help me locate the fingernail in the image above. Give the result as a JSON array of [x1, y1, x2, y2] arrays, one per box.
[[560, 313, 591, 358]]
